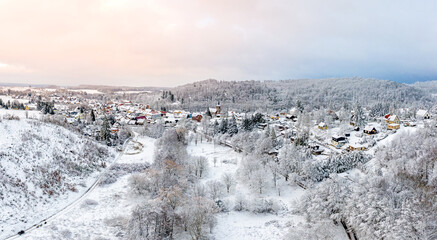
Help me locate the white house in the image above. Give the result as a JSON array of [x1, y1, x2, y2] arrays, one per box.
[[416, 109, 431, 120]]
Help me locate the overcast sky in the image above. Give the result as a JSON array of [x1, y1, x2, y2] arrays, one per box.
[[0, 0, 436, 87]]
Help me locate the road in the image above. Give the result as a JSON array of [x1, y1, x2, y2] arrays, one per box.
[[3, 137, 132, 240]]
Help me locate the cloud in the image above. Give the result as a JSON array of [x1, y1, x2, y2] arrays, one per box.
[[0, 62, 30, 73], [0, 0, 436, 86]]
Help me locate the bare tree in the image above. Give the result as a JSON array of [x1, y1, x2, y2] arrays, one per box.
[[251, 169, 268, 194], [222, 173, 235, 194], [206, 180, 224, 201], [192, 156, 208, 178], [183, 197, 218, 240], [268, 161, 279, 187]]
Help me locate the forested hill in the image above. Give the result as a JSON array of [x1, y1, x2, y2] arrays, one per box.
[[170, 78, 433, 112], [411, 80, 437, 94]]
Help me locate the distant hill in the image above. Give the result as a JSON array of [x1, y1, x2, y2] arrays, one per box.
[[170, 78, 434, 112], [411, 80, 437, 94], [72, 85, 169, 92]]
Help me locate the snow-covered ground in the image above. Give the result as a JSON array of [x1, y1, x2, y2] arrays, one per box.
[[0, 112, 115, 239], [13, 132, 347, 240], [0, 109, 40, 119], [114, 90, 152, 94], [5, 119, 424, 239], [69, 89, 103, 94], [0, 95, 29, 104], [15, 134, 155, 240], [15, 121, 424, 239], [187, 140, 347, 240]]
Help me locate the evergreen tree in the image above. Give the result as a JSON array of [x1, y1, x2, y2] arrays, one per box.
[[206, 108, 212, 118], [91, 109, 96, 122], [213, 120, 219, 135], [271, 129, 277, 147], [242, 117, 253, 131], [228, 115, 238, 136], [296, 99, 304, 112], [101, 117, 111, 143], [219, 118, 228, 134], [252, 113, 264, 124]]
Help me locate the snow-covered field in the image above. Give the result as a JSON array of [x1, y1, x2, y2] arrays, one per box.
[[69, 89, 103, 94], [0, 109, 40, 119], [0, 95, 29, 104], [114, 90, 152, 94]]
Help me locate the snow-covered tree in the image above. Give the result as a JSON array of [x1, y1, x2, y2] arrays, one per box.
[[222, 172, 235, 194], [227, 115, 238, 136]]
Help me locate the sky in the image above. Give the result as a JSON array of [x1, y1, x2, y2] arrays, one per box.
[[0, 0, 436, 87]]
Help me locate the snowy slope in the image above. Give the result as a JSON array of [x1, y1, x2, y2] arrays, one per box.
[[0, 116, 115, 239], [17, 134, 154, 239]]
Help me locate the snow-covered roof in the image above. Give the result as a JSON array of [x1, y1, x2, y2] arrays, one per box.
[[417, 109, 429, 117], [332, 134, 344, 139], [363, 126, 375, 131], [388, 115, 398, 121], [289, 107, 299, 115]]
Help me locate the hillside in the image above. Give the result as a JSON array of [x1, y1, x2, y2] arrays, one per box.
[[411, 80, 437, 94], [170, 78, 433, 112], [0, 114, 115, 238]]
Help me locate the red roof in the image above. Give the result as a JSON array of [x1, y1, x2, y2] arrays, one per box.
[[384, 114, 391, 119]]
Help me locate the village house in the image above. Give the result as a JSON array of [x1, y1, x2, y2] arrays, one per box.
[[309, 144, 324, 155], [363, 126, 378, 135], [386, 115, 400, 124], [332, 135, 346, 148], [207, 104, 221, 118], [136, 116, 146, 125], [416, 109, 431, 120], [348, 144, 367, 151], [270, 115, 279, 120], [318, 122, 328, 130], [192, 114, 203, 122], [258, 123, 268, 130], [387, 123, 400, 130], [109, 127, 119, 133]]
